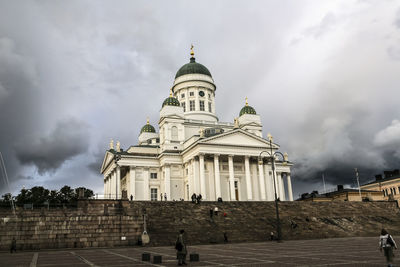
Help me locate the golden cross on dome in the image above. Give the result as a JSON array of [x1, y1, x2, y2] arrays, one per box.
[[146, 117, 149, 124], [190, 44, 194, 57], [245, 97, 248, 106]]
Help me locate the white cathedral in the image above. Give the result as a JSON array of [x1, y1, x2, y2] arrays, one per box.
[[101, 47, 294, 202]]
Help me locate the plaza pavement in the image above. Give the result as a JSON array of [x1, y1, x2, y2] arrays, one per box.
[[0, 237, 398, 266]]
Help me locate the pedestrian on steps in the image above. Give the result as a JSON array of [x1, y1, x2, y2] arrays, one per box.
[[379, 228, 397, 267], [10, 237, 16, 253], [175, 229, 187, 265], [191, 193, 197, 203]]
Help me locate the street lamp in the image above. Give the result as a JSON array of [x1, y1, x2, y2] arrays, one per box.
[[258, 134, 288, 242]]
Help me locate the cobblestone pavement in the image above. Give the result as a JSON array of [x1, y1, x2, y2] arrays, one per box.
[[0, 237, 398, 266]]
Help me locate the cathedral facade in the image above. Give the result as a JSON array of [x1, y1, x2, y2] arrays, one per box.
[[100, 48, 294, 201]]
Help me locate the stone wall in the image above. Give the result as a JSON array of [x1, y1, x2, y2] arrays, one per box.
[[1, 200, 399, 250]]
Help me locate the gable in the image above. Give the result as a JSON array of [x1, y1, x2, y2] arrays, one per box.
[[100, 151, 115, 173], [200, 130, 270, 148]]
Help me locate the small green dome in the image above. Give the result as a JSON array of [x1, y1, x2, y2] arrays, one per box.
[[175, 57, 212, 79], [140, 121, 156, 134], [239, 105, 257, 116], [162, 96, 180, 107]]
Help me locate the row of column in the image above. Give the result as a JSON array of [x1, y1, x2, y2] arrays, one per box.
[[188, 154, 293, 201], [104, 166, 121, 199], [104, 165, 171, 200]]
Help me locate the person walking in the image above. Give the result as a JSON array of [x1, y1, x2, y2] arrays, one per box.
[[175, 229, 187, 265], [10, 237, 16, 253], [379, 228, 397, 267]]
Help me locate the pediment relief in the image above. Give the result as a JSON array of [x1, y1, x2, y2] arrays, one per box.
[[199, 129, 274, 148]]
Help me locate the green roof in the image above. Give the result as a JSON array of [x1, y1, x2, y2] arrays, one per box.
[[239, 105, 257, 116], [140, 123, 156, 134], [162, 96, 180, 107], [175, 57, 212, 79]]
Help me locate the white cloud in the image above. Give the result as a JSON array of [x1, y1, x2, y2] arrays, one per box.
[[374, 119, 400, 148]]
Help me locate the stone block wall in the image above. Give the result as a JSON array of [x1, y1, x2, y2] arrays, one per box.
[[1, 200, 399, 250]]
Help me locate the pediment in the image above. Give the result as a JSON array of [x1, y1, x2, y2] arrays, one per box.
[[199, 129, 275, 148], [100, 151, 115, 173]]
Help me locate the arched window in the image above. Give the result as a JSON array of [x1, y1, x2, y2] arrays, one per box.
[[171, 126, 178, 141]]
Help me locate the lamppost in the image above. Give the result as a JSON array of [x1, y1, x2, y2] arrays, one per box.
[[258, 134, 288, 242]]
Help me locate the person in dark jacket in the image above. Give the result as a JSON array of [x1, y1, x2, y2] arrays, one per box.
[[10, 237, 16, 253], [191, 193, 197, 203], [379, 228, 397, 267], [175, 229, 187, 265]]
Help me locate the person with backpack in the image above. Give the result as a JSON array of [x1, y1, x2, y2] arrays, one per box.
[[379, 228, 397, 267], [175, 229, 187, 265]]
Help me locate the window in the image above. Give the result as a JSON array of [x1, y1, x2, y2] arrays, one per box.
[[385, 188, 389, 196], [208, 102, 212, 112], [199, 100, 205, 111], [182, 102, 186, 112], [181, 93, 185, 98], [189, 91, 194, 96], [150, 173, 157, 179], [390, 188, 393, 195], [189, 100, 195, 111], [186, 168, 188, 175], [151, 188, 158, 201], [383, 190, 386, 197], [171, 126, 178, 140], [208, 93, 211, 98]]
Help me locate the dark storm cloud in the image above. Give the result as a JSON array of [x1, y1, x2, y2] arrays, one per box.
[[15, 118, 90, 174], [0, 0, 399, 197]]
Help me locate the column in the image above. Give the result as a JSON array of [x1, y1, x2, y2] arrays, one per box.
[[104, 178, 107, 196], [116, 166, 121, 199], [112, 171, 116, 198], [195, 87, 199, 110], [280, 173, 286, 201], [108, 176, 113, 199], [287, 173, 293, 201], [214, 154, 221, 200], [258, 162, 266, 200], [165, 165, 171, 200], [244, 156, 252, 200], [129, 167, 135, 200], [199, 154, 206, 199], [266, 169, 274, 201], [228, 155, 235, 201], [143, 168, 149, 200], [194, 158, 199, 194], [188, 160, 194, 197]]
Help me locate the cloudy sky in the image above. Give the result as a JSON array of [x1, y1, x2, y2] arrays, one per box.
[[0, 0, 399, 198]]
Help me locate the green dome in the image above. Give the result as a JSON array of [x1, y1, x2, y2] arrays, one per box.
[[162, 96, 180, 107], [239, 105, 257, 116], [175, 57, 212, 79], [140, 122, 156, 133]]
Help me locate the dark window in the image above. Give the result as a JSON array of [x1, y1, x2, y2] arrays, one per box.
[[181, 93, 185, 98], [189, 92, 194, 96], [199, 100, 205, 111], [150, 173, 157, 179]]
